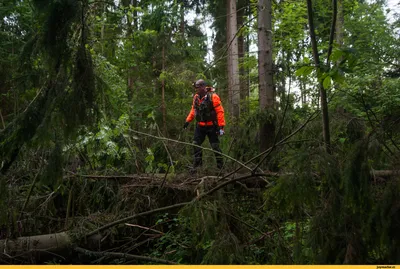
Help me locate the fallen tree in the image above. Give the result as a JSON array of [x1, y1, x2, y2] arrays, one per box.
[[0, 232, 71, 256]]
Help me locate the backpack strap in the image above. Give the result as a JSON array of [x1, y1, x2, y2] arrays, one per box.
[[207, 92, 219, 127], [207, 92, 213, 108]]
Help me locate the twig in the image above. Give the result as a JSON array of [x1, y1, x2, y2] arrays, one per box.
[[74, 247, 176, 265], [65, 172, 153, 180], [122, 135, 140, 171], [156, 164, 170, 197], [217, 136, 236, 177], [198, 173, 271, 200], [18, 168, 42, 222], [129, 128, 252, 172], [65, 183, 74, 230], [202, 206, 266, 236], [253, 71, 293, 171], [155, 123, 174, 167], [225, 110, 321, 180], [86, 202, 189, 237], [0, 109, 5, 129], [85, 112, 320, 238], [86, 172, 270, 237], [245, 229, 278, 246], [125, 223, 164, 235]]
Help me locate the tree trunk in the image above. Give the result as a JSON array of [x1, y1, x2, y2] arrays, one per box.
[[226, 0, 232, 113], [127, 0, 138, 97], [0, 232, 71, 255], [257, 0, 275, 152], [227, 0, 240, 122], [180, 3, 185, 37], [161, 44, 167, 135], [132, 0, 138, 31], [336, 0, 344, 47], [306, 0, 331, 153], [238, 0, 249, 113]]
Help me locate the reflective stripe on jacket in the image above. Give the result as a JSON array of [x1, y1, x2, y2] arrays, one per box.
[[186, 92, 225, 127]]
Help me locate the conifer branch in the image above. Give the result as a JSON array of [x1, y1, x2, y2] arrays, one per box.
[[85, 173, 270, 237]]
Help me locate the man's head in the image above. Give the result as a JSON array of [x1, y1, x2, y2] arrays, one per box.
[[194, 79, 207, 96]]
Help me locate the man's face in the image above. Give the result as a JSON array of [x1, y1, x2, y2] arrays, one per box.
[[194, 82, 206, 95]]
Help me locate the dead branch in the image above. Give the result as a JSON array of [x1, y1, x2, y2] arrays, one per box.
[[371, 169, 400, 177], [125, 223, 164, 235], [129, 128, 252, 172], [74, 247, 177, 265], [86, 173, 269, 238], [86, 202, 190, 238], [0, 109, 5, 129]]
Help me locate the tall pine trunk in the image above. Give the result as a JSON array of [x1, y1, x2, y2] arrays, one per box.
[[238, 0, 249, 113], [227, 0, 240, 122], [257, 0, 275, 152], [161, 44, 167, 135], [127, 0, 138, 100]]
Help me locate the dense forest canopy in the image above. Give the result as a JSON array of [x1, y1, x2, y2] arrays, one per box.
[[0, 0, 399, 265]]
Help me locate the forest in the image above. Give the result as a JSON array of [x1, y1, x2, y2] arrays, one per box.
[[0, 0, 399, 265]]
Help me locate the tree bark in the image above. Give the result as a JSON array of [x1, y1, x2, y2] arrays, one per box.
[[227, 0, 241, 122], [336, 0, 344, 47], [127, 0, 138, 100], [257, 0, 275, 152], [238, 0, 249, 113], [180, 2, 185, 37], [161, 44, 167, 135], [0, 232, 71, 255], [306, 0, 331, 153]]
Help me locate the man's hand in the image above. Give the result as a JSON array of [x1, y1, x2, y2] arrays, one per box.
[[218, 126, 224, 136], [183, 122, 189, 129]]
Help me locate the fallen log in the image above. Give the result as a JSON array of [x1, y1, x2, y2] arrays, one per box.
[[0, 232, 71, 255], [371, 169, 400, 177]]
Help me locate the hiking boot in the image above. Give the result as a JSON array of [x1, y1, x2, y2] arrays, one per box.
[[217, 162, 223, 170], [189, 167, 196, 175]]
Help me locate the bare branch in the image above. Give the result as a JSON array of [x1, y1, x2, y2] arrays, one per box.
[[74, 247, 176, 265], [129, 128, 252, 172]]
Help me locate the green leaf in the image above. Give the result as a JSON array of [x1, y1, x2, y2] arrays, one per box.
[[295, 66, 313, 77], [331, 71, 345, 84], [330, 49, 345, 62], [323, 76, 332, 89]]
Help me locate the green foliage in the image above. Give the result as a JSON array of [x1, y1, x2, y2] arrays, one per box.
[[92, 53, 128, 117], [176, 200, 248, 264], [1, 0, 400, 265], [64, 44, 97, 130], [74, 114, 133, 170], [32, 0, 80, 68], [265, 151, 319, 219]]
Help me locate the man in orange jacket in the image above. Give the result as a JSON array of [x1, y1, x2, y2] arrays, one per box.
[[183, 79, 225, 170]]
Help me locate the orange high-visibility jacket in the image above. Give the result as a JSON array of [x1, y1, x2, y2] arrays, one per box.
[[186, 92, 225, 127]]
